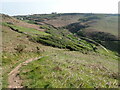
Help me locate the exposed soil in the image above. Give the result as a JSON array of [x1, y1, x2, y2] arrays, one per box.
[[8, 56, 42, 88]]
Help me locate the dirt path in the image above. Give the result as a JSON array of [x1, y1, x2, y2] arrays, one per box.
[[8, 56, 43, 88]]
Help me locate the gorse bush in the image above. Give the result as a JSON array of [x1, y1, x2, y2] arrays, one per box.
[[3, 21, 98, 52], [66, 22, 88, 33], [30, 34, 95, 52], [15, 44, 26, 53], [76, 30, 119, 53], [27, 23, 98, 52], [84, 31, 118, 41]]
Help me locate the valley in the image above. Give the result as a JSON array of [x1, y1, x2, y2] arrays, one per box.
[[1, 13, 119, 88]]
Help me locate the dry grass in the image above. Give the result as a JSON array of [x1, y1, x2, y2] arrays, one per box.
[[44, 15, 84, 27], [86, 16, 118, 36], [2, 14, 119, 88], [19, 48, 118, 88], [1, 14, 45, 32]]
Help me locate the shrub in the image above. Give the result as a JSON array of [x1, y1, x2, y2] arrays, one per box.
[[66, 22, 88, 33], [6, 22, 13, 25], [15, 44, 26, 53], [30, 34, 93, 52]]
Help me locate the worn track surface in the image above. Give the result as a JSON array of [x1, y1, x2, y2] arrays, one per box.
[[8, 56, 42, 88]]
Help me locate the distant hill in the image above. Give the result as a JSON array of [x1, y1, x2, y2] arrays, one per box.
[[14, 13, 119, 52]]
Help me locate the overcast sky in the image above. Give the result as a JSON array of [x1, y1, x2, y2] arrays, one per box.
[[0, 0, 119, 16]]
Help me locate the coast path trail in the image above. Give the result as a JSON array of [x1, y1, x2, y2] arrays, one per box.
[[8, 56, 43, 88]]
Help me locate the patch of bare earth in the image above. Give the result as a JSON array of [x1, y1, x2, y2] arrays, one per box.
[[8, 56, 42, 88]]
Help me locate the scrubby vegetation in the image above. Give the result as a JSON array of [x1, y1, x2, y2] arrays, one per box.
[[65, 22, 88, 33], [2, 13, 119, 88], [19, 49, 118, 88], [77, 30, 119, 53], [30, 35, 92, 52], [63, 15, 119, 53], [2, 22, 45, 88], [78, 16, 100, 22], [29, 24, 99, 52]]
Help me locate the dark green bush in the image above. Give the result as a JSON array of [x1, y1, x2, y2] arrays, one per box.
[[66, 22, 88, 33], [30, 35, 93, 52]]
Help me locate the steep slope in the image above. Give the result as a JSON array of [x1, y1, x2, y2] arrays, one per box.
[[2, 15, 100, 53], [15, 13, 118, 36], [2, 14, 119, 88], [1, 14, 45, 31], [86, 15, 118, 36], [1, 14, 49, 88], [14, 13, 119, 53]]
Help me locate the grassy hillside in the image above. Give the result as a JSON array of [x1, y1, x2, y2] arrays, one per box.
[[14, 13, 119, 53], [1, 14, 49, 88], [14, 13, 84, 27], [2, 21, 99, 52], [15, 13, 118, 36], [2, 24, 45, 88], [19, 48, 118, 88], [86, 15, 118, 36], [2, 13, 119, 88]]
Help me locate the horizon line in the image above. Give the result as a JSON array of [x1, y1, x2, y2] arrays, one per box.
[[1, 12, 118, 16]]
